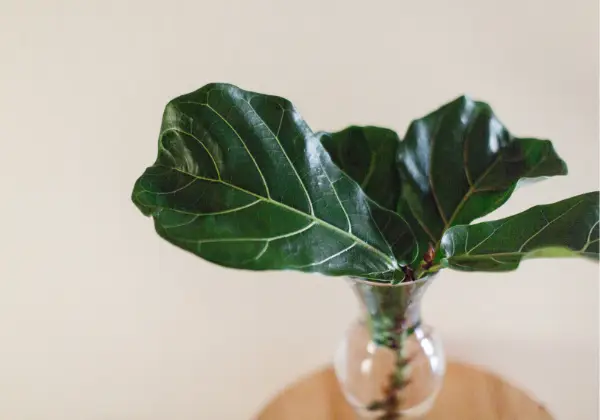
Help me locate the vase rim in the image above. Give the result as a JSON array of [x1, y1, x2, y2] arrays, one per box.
[[348, 273, 437, 288]]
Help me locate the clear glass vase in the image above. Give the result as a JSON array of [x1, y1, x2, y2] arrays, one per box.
[[334, 276, 445, 419]]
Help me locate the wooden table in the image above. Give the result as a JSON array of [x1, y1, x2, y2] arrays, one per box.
[[255, 362, 553, 420]]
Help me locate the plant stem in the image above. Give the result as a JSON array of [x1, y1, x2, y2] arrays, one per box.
[[356, 278, 429, 419], [367, 315, 411, 419], [416, 263, 442, 279]]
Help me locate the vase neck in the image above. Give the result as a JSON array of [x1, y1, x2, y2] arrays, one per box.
[[350, 279, 432, 345]]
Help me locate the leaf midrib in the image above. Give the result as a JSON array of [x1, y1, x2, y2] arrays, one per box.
[[158, 164, 399, 269], [438, 138, 504, 242], [434, 141, 551, 252], [447, 248, 596, 261]]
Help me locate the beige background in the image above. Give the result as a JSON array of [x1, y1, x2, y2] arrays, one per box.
[[1, 1, 598, 419]]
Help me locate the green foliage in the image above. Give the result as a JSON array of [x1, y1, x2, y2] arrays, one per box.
[[320, 126, 402, 210], [132, 83, 417, 283], [441, 192, 599, 271], [396, 96, 568, 259], [132, 83, 599, 282]]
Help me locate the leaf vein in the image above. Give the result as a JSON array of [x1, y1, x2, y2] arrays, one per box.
[[244, 98, 314, 215], [182, 101, 271, 198], [466, 220, 509, 255], [319, 159, 352, 234], [160, 165, 396, 266], [586, 220, 600, 244], [462, 105, 481, 188], [428, 114, 449, 225], [160, 127, 222, 180], [161, 200, 262, 227], [251, 242, 269, 262], [518, 200, 584, 252], [185, 221, 316, 245], [292, 242, 358, 269]]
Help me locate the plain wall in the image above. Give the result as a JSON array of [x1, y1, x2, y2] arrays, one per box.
[[1, 0, 598, 419]]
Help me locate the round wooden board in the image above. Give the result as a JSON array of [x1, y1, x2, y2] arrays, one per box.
[[255, 362, 553, 420]]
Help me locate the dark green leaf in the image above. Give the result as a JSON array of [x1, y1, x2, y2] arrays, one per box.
[[319, 126, 433, 268], [320, 126, 401, 210], [397, 96, 568, 258], [441, 191, 599, 271], [132, 83, 418, 282]]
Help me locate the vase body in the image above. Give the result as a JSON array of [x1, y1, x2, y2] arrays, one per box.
[[334, 277, 445, 419]]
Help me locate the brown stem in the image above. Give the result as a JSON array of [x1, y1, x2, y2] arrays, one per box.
[[373, 317, 410, 419]]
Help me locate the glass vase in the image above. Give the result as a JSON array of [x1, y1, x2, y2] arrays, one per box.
[[333, 276, 445, 419]]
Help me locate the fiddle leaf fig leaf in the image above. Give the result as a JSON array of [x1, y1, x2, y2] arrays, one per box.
[[319, 125, 433, 266], [320, 126, 401, 210], [397, 96, 568, 256], [441, 192, 600, 271], [132, 83, 418, 283]]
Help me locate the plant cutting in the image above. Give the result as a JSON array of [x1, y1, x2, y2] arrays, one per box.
[[131, 83, 599, 419]]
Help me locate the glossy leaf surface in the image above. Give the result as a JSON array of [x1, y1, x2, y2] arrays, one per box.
[[441, 192, 600, 271], [320, 126, 401, 210], [319, 125, 432, 267], [397, 96, 568, 255], [132, 83, 418, 282]]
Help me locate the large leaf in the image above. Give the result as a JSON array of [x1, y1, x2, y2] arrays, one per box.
[[132, 83, 418, 283], [320, 126, 401, 210], [441, 192, 599, 271], [397, 96, 568, 257], [319, 125, 433, 268]]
